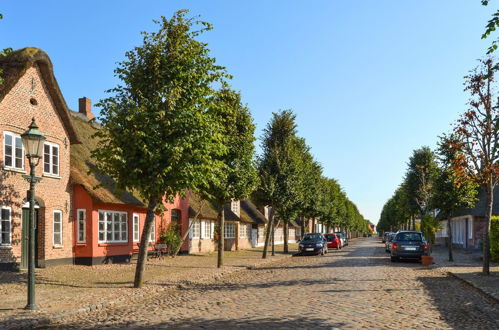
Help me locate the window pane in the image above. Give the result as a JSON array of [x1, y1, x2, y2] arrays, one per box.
[[44, 144, 51, 173], [52, 146, 59, 175], [54, 233, 61, 245], [1, 208, 9, 220], [4, 134, 12, 167], [15, 137, 23, 169]]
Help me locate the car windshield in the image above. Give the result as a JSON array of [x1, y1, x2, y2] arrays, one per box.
[[335, 233, 345, 238], [396, 232, 422, 242], [303, 234, 323, 241], [325, 235, 336, 241]]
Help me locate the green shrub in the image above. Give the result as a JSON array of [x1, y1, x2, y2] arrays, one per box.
[[490, 216, 499, 262], [160, 224, 183, 257]]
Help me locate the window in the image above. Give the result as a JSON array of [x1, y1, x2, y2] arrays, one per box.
[[224, 222, 235, 238], [203, 220, 212, 239], [4, 132, 23, 170], [231, 200, 239, 214], [468, 218, 473, 239], [0, 207, 11, 245], [240, 224, 247, 238], [53, 210, 63, 246], [43, 142, 59, 176], [98, 210, 128, 243], [246, 224, 252, 238], [133, 214, 140, 242], [77, 209, 86, 243], [296, 227, 301, 238], [191, 220, 200, 238], [171, 209, 181, 233], [149, 218, 155, 243]]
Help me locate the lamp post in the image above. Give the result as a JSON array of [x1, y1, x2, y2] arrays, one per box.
[[21, 118, 45, 311]]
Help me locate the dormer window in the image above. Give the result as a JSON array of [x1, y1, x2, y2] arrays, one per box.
[[231, 200, 239, 215]]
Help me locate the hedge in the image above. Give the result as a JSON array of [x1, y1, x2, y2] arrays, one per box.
[[491, 216, 499, 262]]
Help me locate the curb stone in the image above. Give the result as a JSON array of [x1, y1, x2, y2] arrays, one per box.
[[5, 253, 294, 329], [446, 271, 499, 304]]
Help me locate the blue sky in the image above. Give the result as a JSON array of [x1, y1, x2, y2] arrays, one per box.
[[1, 1, 495, 223]]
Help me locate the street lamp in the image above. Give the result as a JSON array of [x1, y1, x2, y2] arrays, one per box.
[[21, 118, 45, 311]]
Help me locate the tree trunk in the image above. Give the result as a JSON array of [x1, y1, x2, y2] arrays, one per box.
[[217, 206, 225, 268], [271, 219, 277, 256], [134, 196, 159, 288], [283, 219, 289, 253], [312, 217, 316, 232], [447, 216, 453, 262], [483, 182, 493, 275], [300, 215, 305, 239], [412, 216, 416, 231], [262, 207, 274, 259]]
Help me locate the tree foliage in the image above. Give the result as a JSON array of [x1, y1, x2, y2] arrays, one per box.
[[92, 10, 229, 287]]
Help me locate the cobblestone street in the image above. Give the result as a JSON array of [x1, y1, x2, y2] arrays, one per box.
[[37, 238, 499, 329]]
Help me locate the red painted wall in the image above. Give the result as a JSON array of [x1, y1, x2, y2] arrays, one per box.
[[73, 185, 190, 259]]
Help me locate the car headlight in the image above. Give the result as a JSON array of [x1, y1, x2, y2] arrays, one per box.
[[299, 244, 304, 248], [316, 243, 323, 247]]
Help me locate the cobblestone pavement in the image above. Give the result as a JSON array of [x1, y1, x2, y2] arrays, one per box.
[[32, 238, 499, 329]]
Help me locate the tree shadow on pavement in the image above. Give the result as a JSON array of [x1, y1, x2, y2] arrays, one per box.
[[417, 274, 499, 329], [37, 315, 344, 329]]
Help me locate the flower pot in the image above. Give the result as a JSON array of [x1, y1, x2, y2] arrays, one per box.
[[421, 255, 433, 265]]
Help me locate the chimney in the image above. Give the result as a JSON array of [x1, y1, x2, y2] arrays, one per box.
[[78, 97, 94, 120]]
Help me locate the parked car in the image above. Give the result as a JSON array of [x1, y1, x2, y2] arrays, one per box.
[[385, 233, 395, 252], [382, 232, 392, 243], [298, 233, 328, 255], [324, 233, 342, 250], [390, 231, 428, 262], [335, 232, 348, 246]]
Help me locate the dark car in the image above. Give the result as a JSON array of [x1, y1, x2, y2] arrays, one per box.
[[385, 233, 395, 252], [335, 232, 348, 246], [299, 233, 328, 255], [324, 233, 342, 250], [390, 231, 428, 262]]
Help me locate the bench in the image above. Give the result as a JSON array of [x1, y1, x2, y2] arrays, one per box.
[[153, 243, 168, 259]]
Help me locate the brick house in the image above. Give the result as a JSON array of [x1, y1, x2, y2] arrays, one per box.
[[187, 196, 267, 253], [70, 102, 190, 265], [435, 187, 495, 250], [0, 48, 79, 270]]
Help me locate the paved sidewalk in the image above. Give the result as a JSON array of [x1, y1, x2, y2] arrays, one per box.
[[431, 244, 499, 302], [0, 244, 297, 328]]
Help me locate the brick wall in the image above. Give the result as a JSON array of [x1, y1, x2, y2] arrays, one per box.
[[0, 66, 73, 267]]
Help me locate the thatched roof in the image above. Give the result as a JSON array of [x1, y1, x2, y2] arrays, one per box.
[[0, 47, 79, 144], [240, 200, 267, 225], [188, 192, 239, 221], [69, 111, 145, 206]]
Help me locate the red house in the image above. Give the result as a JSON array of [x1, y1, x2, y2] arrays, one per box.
[[70, 102, 190, 265]]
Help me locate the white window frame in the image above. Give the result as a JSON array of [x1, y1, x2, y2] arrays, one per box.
[[203, 220, 212, 239], [43, 142, 60, 176], [98, 210, 128, 243], [149, 218, 155, 243], [53, 210, 63, 246], [468, 218, 473, 239], [133, 213, 140, 242], [225, 222, 236, 239], [231, 200, 239, 215], [240, 223, 248, 238], [76, 209, 86, 243], [190, 220, 200, 238], [0, 206, 12, 245], [3, 131, 24, 170]]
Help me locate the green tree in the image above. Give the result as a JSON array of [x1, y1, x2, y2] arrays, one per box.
[[433, 134, 478, 261], [405, 147, 438, 242], [202, 88, 257, 268], [92, 10, 229, 287], [257, 110, 301, 258], [481, 1, 499, 54], [452, 58, 499, 274]]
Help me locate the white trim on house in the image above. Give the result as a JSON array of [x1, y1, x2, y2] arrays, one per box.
[[43, 141, 60, 176], [0, 206, 12, 246], [3, 131, 24, 171], [76, 209, 86, 243], [98, 210, 128, 243], [53, 210, 63, 247], [132, 213, 140, 242]]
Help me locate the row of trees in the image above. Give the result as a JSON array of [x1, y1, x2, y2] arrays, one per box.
[[378, 57, 498, 274], [90, 10, 368, 288]]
